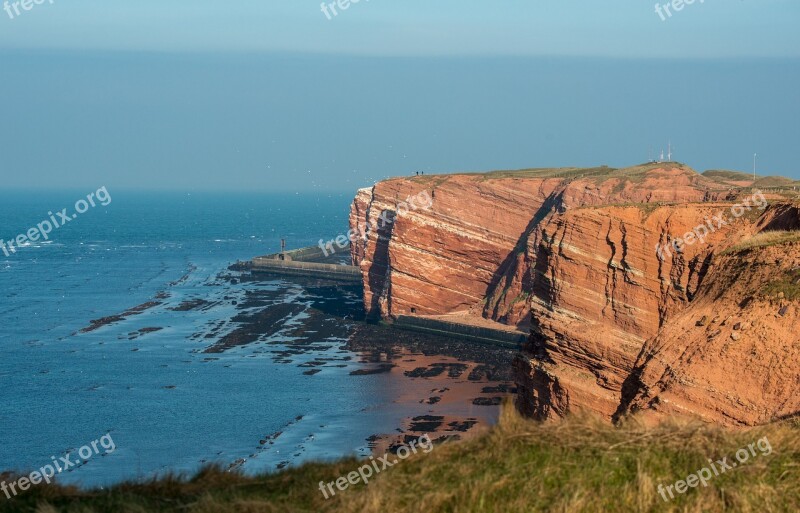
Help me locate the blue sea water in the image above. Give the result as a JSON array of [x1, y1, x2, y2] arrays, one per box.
[[0, 190, 409, 487]]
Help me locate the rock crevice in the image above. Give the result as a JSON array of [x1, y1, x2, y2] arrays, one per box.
[[350, 164, 799, 425]]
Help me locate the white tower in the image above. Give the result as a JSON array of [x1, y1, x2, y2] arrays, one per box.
[[753, 153, 757, 182]]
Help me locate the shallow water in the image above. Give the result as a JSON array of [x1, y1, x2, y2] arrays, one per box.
[[0, 191, 513, 487]]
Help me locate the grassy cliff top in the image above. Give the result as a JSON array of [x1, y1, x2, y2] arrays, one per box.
[[703, 169, 757, 182], [476, 162, 697, 181], [3, 404, 798, 513], [402, 164, 798, 197], [409, 162, 701, 184]]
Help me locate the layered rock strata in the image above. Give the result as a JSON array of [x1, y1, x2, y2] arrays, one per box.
[[350, 164, 799, 426]]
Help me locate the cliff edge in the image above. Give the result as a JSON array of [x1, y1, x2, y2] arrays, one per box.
[[350, 164, 800, 426]]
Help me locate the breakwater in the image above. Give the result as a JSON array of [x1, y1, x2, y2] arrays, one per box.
[[238, 244, 527, 347], [239, 244, 361, 283], [250, 257, 361, 282]]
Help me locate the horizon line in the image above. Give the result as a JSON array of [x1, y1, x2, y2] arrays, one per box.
[[1, 48, 799, 61]]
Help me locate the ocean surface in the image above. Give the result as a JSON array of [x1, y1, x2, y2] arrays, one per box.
[[0, 191, 513, 488]]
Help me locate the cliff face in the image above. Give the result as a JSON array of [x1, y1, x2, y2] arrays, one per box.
[[350, 164, 800, 426], [617, 206, 800, 426], [350, 174, 564, 322]]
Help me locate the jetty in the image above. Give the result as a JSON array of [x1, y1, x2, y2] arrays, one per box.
[[237, 241, 526, 348], [239, 241, 361, 283]]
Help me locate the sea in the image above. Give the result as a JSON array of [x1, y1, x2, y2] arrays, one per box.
[[0, 190, 513, 488]]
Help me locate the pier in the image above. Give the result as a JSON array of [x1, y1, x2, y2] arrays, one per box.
[[238, 242, 527, 348], [240, 242, 362, 283]]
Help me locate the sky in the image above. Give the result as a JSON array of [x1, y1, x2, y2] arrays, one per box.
[[1, 1, 799, 191]]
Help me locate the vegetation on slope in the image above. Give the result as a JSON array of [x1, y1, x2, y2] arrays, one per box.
[[409, 164, 800, 204], [702, 170, 757, 182], [753, 176, 796, 188], [475, 162, 696, 182], [2, 404, 799, 513], [762, 266, 800, 301], [725, 231, 800, 254]]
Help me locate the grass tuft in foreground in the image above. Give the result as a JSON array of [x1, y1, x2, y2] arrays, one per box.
[[2, 403, 799, 512]]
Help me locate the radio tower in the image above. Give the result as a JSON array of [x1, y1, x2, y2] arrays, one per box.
[[668, 141, 672, 162], [753, 153, 758, 183]]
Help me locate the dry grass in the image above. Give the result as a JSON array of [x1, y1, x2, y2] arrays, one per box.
[[477, 163, 694, 183], [753, 176, 796, 188], [726, 230, 800, 253], [702, 170, 756, 182], [411, 162, 698, 183], [3, 404, 799, 513]]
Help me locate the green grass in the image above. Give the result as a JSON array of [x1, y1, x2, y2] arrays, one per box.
[[702, 170, 757, 182], [762, 267, 800, 300], [406, 167, 798, 202], [478, 165, 617, 180], [480, 162, 695, 183], [408, 162, 699, 184], [3, 404, 799, 513], [409, 174, 451, 189]]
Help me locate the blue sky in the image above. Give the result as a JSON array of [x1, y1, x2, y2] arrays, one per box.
[[1, 1, 798, 57], [1, 1, 798, 191]]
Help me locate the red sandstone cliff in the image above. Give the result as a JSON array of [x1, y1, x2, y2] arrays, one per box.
[[617, 205, 800, 426], [350, 164, 800, 426]]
